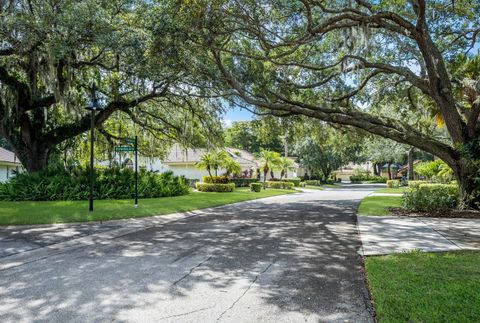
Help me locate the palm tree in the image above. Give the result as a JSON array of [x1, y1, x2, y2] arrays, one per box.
[[196, 152, 216, 179], [223, 156, 241, 177], [257, 150, 281, 185], [277, 157, 295, 179]]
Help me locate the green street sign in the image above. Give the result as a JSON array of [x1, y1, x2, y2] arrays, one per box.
[[115, 146, 135, 152], [124, 138, 135, 144]]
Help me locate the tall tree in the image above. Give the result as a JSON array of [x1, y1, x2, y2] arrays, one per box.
[[188, 0, 480, 208], [0, 0, 220, 172]]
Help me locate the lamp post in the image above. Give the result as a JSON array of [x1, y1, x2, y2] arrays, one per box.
[[85, 83, 103, 212]]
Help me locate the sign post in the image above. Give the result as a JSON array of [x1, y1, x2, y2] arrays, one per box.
[[114, 138, 138, 207], [134, 136, 138, 207]]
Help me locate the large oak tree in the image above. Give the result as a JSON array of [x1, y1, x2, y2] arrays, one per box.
[[183, 0, 480, 208]]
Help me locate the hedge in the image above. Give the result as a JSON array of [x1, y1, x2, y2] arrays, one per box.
[[386, 180, 400, 188], [266, 181, 294, 189], [350, 175, 387, 183], [250, 182, 263, 192], [408, 180, 425, 189], [402, 184, 459, 212], [231, 178, 259, 187], [286, 178, 301, 187], [305, 180, 321, 186], [202, 176, 230, 184], [0, 167, 190, 201], [195, 182, 235, 192]]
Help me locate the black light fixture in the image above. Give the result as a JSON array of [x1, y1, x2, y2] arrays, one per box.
[[85, 83, 103, 212]]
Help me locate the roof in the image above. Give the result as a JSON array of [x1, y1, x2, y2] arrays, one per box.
[[163, 144, 259, 167], [164, 144, 299, 168], [0, 147, 21, 165]]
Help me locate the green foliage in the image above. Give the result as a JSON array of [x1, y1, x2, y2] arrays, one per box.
[[350, 170, 387, 183], [257, 149, 281, 180], [305, 180, 321, 186], [230, 178, 259, 187], [286, 178, 301, 187], [299, 182, 306, 187], [202, 176, 230, 184], [414, 160, 454, 183], [402, 184, 459, 212], [0, 168, 189, 201], [266, 181, 294, 189], [408, 180, 425, 189], [386, 180, 400, 188], [250, 182, 263, 192], [196, 150, 229, 177], [195, 182, 235, 192], [277, 157, 295, 179]]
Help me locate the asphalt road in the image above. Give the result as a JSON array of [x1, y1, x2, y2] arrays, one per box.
[[0, 185, 377, 322]]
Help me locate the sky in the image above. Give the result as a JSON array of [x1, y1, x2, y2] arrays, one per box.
[[222, 106, 254, 127]]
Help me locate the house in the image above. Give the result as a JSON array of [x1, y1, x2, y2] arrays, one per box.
[[0, 148, 23, 182], [334, 162, 376, 181], [138, 144, 300, 180]]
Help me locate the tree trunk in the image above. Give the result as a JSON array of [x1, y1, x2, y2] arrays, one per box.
[[407, 147, 415, 180], [452, 159, 480, 209], [373, 162, 379, 176], [14, 141, 52, 173], [387, 162, 392, 180]]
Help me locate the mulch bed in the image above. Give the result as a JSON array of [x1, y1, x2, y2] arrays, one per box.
[[389, 207, 480, 219]]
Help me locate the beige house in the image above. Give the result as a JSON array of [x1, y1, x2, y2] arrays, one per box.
[[0, 148, 23, 183], [144, 144, 300, 180]]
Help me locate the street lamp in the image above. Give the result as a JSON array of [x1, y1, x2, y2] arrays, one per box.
[[85, 83, 103, 212]]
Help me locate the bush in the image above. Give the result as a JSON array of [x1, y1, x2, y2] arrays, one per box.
[[386, 180, 400, 188], [286, 178, 301, 187], [230, 178, 258, 187], [266, 181, 294, 189], [202, 176, 230, 184], [408, 180, 425, 189], [350, 174, 387, 183], [250, 182, 263, 192], [195, 182, 235, 192], [305, 180, 321, 186], [402, 184, 459, 212], [0, 167, 190, 201], [299, 182, 306, 187]]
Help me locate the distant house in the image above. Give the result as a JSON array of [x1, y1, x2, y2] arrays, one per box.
[[0, 148, 22, 182], [139, 144, 300, 180], [334, 162, 375, 181]]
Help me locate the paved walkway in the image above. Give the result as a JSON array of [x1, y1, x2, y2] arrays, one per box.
[[0, 186, 377, 323], [358, 216, 480, 255]]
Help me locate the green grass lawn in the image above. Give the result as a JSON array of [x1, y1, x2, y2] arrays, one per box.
[[366, 251, 480, 322], [375, 187, 408, 194], [322, 183, 343, 188], [357, 195, 402, 216], [0, 188, 294, 226]]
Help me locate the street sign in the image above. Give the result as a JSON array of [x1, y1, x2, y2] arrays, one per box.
[[115, 146, 135, 152], [124, 138, 135, 144]]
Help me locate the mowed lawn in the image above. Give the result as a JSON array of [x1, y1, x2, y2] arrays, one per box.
[[357, 195, 402, 216], [0, 188, 294, 226], [366, 251, 480, 322]]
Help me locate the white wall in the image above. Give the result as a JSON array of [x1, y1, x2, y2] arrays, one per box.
[[0, 164, 20, 183]]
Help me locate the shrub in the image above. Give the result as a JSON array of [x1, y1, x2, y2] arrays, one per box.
[[305, 180, 321, 186], [408, 180, 425, 189], [0, 167, 190, 201], [202, 176, 230, 184], [266, 181, 294, 189], [350, 174, 386, 183], [402, 184, 459, 212], [195, 182, 235, 192], [286, 178, 301, 187], [250, 182, 263, 192], [386, 180, 400, 188], [230, 178, 258, 187], [299, 182, 306, 187]]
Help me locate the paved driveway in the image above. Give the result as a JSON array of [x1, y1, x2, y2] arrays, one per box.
[[0, 186, 377, 322]]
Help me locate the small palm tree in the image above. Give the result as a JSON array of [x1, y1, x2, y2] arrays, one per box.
[[223, 157, 241, 177], [257, 150, 281, 185], [277, 157, 295, 179], [196, 152, 216, 179]]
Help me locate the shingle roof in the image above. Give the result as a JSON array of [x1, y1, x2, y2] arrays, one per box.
[[0, 147, 21, 165], [163, 144, 259, 167]]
